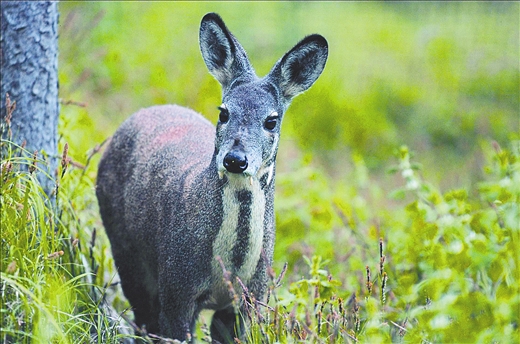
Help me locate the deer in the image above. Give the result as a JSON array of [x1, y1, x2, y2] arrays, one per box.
[[96, 12, 328, 343]]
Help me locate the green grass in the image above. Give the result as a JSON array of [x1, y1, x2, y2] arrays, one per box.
[[2, 2, 519, 343], [1, 109, 135, 343]]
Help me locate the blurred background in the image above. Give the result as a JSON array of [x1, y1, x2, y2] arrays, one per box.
[[59, 2, 518, 189]]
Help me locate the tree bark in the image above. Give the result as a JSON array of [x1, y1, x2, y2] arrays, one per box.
[[1, 1, 59, 195]]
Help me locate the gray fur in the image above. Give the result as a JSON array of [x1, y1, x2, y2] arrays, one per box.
[[96, 12, 328, 342]]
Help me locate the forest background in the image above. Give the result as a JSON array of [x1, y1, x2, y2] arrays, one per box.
[[2, 2, 519, 343]]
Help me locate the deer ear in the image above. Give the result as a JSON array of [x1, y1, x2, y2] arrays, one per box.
[[199, 13, 255, 91], [268, 34, 328, 103]]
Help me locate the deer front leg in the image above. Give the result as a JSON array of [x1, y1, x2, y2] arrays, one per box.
[[157, 282, 200, 341]]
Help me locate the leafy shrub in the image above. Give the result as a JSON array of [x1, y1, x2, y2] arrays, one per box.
[[261, 141, 519, 343]]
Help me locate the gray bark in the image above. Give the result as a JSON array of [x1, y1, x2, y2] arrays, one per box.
[[1, 1, 59, 195]]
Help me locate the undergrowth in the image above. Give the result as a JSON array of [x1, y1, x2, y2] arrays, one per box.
[[1, 96, 135, 343], [1, 93, 518, 343]]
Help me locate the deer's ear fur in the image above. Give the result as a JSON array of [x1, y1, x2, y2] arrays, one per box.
[[199, 12, 255, 91], [267, 34, 328, 103]]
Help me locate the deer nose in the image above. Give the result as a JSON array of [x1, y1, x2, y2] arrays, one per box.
[[223, 151, 248, 174]]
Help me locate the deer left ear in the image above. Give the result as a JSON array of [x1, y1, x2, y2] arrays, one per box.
[[199, 12, 255, 92], [268, 34, 328, 103]]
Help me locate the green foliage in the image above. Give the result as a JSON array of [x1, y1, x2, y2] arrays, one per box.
[[1, 110, 134, 342], [388, 143, 519, 342], [264, 141, 519, 343]]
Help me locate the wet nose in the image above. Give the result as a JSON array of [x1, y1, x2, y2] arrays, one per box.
[[223, 151, 248, 173]]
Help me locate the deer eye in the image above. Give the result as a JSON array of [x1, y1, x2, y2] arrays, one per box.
[[218, 105, 229, 124], [264, 113, 278, 131]]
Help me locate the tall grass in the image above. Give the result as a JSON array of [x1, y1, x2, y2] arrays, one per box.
[[1, 96, 133, 343]]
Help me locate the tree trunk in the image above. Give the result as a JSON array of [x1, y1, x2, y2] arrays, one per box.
[[1, 1, 59, 195]]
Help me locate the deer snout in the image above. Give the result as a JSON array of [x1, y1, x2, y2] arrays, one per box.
[[223, 151, 248, 174]]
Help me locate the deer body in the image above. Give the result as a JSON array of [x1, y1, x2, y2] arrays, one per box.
[[96, 13, 327, 342]]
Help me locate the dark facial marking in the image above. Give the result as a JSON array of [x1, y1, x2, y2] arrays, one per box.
[[232, 190, 253, 269]]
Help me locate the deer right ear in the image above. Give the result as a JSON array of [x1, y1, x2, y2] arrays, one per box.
[[199, 13, 254, 91], [268, 34, 328, 103]]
